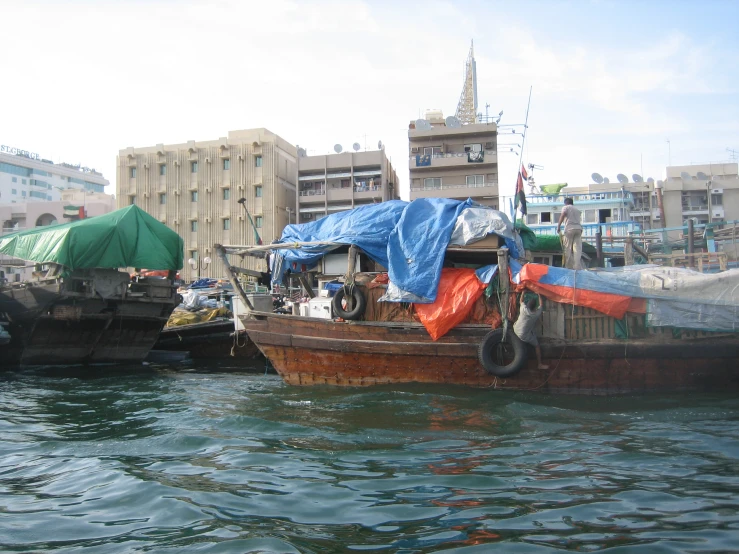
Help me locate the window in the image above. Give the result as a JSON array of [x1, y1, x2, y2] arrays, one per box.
[[540, 212, 552, 223], [190, 250, 198, 261], [255, 155, 262, 167], [130, 167, 137, 178], [223, 159, 230, 170], [190, 220, 198, 232], [423, 178, 441, 189], [21, 179, 26, 184], [21, 191, 26, 197], [11, 177, 16, 183], [526, 214, 538, 225], [159, 193, 167, 205], [464, 143, 482, 152], [159, 164, 166, 176], [11, 189, 16, 195], [423, 146, 442, 157], [255, 186, 262, 198], [255, 216, 263, 228], [223, 188, 230, 200], [191, 191, 198, 202], [191, 161, 198, 173], [466, 175, 484, 186], [130, 195, 136, 205], [223, 218, 230, 230], [711, 193, 723, 206]]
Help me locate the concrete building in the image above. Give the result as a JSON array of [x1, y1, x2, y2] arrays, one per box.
[[408, 110, 499, 208], [296, 148, 399, 224], [1, 189, 116, 282], [1, 145, 109, 204], [117, 129, 297, 281], [662, 163, 738, 227]]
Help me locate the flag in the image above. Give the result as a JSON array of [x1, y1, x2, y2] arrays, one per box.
[[514, 164, 528, 216]]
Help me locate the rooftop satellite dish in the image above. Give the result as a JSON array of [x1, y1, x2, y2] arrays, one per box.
[[352, 143, 360, 152], [334, 144, 343, 154], [680, 171, 691, 180], [632, 174, 643, 183], [445, 115, 462, 128], [617, 173, 629, 184], [647, 177, 654, 183], [415, 119, 432, 131], [603, 177, 610, 184], [297, 147, 306, 158], [697, 171, 708, 179], [378, 140, 383, 150], [591, 172, 603, 184]]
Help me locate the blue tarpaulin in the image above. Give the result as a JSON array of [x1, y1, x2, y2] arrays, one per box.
[[272, 198, 515, 303]]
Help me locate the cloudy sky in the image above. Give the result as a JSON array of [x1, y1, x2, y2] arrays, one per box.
[[2, 0, 738, 200]]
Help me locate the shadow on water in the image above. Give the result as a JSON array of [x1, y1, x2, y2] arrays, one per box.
[[1, 362, 738, 552]]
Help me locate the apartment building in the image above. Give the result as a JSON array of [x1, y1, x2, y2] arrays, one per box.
[[117, 129, 296, 280], [408, 110, 499, 208], [1, 146, 109, 204], [662, 163, 738, 227], [296, 148, 399, 224]]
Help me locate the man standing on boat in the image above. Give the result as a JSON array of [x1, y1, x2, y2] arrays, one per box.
[[514, 292, 549, 370], [557, 197, 583, 270]]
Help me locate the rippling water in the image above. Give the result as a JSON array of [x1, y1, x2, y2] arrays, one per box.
[[1, 361, 738, 553]]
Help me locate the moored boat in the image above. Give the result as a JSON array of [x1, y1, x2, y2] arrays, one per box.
[[0, 205, 183, 366], [218, 198, 739, 394]]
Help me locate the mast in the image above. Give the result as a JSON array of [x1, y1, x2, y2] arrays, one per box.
[[455, 41, 478, 124]]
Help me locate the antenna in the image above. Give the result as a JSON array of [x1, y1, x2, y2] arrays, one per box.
[[414, 119, 432, 131], [632, 174, 643, 183], [334, 144, 343, 154], [455, 41, 478, 124], [697, 171, 708, 180], [445, 115, 462, 128], [727, 147, 738, 160], [352, 143, 360, 152], [297, 147, 306, 158], [591, 172, 603, 184], [617, 173, 629, 184]]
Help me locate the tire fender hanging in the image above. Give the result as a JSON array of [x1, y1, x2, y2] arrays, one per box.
[[477, 328, 528, 377], [331, 286, 366, 320]]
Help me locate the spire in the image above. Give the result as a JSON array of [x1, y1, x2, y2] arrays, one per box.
[[455, 41, 478, 124]]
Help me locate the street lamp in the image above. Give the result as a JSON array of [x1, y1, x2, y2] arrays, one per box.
[[188, 255, 211, 279]]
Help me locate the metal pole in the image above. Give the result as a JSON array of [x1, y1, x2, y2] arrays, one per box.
[[687, 218, 695, 268]]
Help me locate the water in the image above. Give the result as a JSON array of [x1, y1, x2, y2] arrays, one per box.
[[1, 362, 738, 553]]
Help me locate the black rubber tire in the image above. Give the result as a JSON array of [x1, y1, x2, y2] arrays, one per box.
[[332, 287, 367, 320], [478, 328, 528, 377]]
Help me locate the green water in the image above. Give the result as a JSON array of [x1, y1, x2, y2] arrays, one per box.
[[1, 361, 738, 553]]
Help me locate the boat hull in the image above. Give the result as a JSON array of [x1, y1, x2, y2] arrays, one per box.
[[241, 312, 739, 394], [154, 320, 261, 359]]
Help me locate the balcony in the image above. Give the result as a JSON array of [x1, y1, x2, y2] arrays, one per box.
[[527, 191, 634, 206], [409, 151, 495, 170]]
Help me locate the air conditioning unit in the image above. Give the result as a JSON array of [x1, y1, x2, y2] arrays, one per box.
[[205, 157, 211, 163], [144, 163, 150, 169], [205, 217, 212, 223], [143, 192, 150, 198], [484, 142, 494, 148], [410, 147, 419, 153], [173, 218, 179, 224], [238, 215, 244, 221]]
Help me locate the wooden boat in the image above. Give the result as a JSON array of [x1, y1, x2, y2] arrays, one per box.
[[216, 199, 739, 395], [153, 318, 260, 359], [0, 206, 183, 366]]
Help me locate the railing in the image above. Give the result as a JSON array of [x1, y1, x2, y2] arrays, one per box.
[[299, 189, 325, 196], [353, 184, 382, 192], [532, 221, 641, 239], [410, 182, 496, 192], [527, 192, 634, 204]]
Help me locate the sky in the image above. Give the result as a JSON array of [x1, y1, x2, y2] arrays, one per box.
[[2, 0, 738, 201]]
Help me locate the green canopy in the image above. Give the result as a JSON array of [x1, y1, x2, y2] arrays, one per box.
[[539, 183, 568, 195], [0, 205, 184, 270], [531, 233, 597, 255]]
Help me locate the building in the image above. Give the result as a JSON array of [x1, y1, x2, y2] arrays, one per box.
[[1, 189, 116, 282], [408, 110, 499, 208], [296, 147, 399, 224], [117, 129, 297, 281], [1, 145, 109, 204], [662, 163, 738, 227]]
